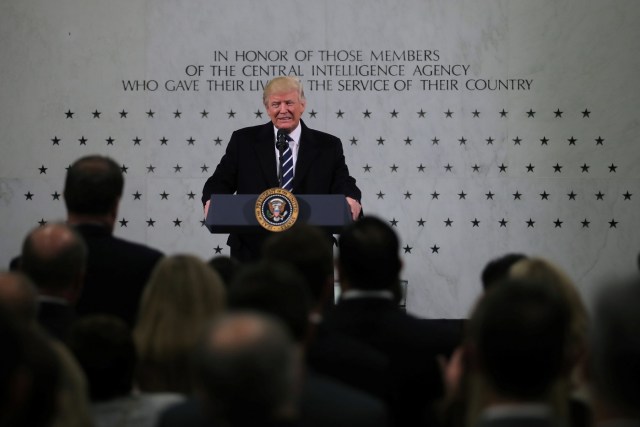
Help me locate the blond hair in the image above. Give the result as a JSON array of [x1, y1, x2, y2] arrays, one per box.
[[133, 254, 226, 393], [263, 76, 305, 106]]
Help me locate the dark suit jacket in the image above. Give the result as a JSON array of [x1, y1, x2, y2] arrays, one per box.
[[157, 371, 388, 427], [201, 120, 361, 261], [73, 224, 163, 327], [37, 300, 76, 343], [322, 297, 447, 427]]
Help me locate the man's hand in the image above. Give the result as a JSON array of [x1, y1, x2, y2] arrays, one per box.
[[204, 200, 211, 218], [346, 197, 361, 221]]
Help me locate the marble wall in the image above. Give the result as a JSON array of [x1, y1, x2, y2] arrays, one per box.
[[1, 0, 639, 318]]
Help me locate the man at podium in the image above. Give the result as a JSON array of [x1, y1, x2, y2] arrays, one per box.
[[202, 76, 362, 262]]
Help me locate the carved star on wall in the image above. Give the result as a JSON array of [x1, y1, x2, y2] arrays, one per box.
[[363, 110, 372, 118], [214, 137, 223, 145], [187, 137, 196, 145], [403, 245, 412, 254], [513, 137, 522, 145], [404, 137, 412, 145], [417, 218, 426, 227], [308, 110, 317, 118], [390, 110, 399, 118], [595, 191, 605, 200], [120, 165, 128, 174], [146, 110, 155, 118], [595, 136, 604, 145], [187, 192, 196, 200], [471, 218, 480, 227], [430, 245, 440, 254], [526, 109, 536, 118], [173, 165, 182, 172], [608, 219, 618, 228], [92, 110, 101, 118], [608, 163, 617, 173], [119, 218, 128, 227], [201, 165, 209, 173], [580, 164, 590, 173], [417, 109, 426, 118], [526, 219, 535, 228], [51, 136, 61, 145], [160, 137, 168, 145], [376, 191, 385, 199], [554, 109, 563, 118], [582, 109, 591, 118], [200, 110, 209, 118], [568, 137, 577, 145], [485, 191, 494, 200], [417, 164, 426, 172], [444, 109, 453, 118], [389, 218, 398, 227], [404, 191, 412, 199], [581, 219, 590, 228], [350, 137, 358, 145], [147, 218, 156, 227], [486, 137, 494, 145], [133, 191, 142, 200], [498, 163, 507, 172], [51, 191, 60, 200], [173, 218, 182, 227], [173, 110, 182, 118], [498, 218, 508, 227], [214, 246, 223, 254], [430, 191, 440, 200], [444, 218, 453, 227], [513, 191, 522, 200], [458, 191, 467, 200], [133, 137, 141, 145], [567, 191, 577, 200], [458, 137, 467, 145], [254, 111, 263, 118], [335, 110, 344, 118], [390, 164, 398, 172], [540, 137, 549, 146], [160, 191, 169, 200], [363, 164, 372, 172], [79, 136, 87, 145], [106, 137, 114, 145], [471, 164, 480, 172], [65, 110, 74, 118], [377, 137, 385, 145], [472, 110, 480, 117], [444, 164, 453, 172], [38, 219, 47, 226], [119, 110, 128, 118], [499, 109, 508, 117], [553, 163, 563, 173], [38, 165, 47, 174], [146, 165, 156, 173], [227, 110, 236, 118], [623, 191, 632, 200], [25, 191, 34, 200], [553, 218, 563, 228], [526, 163, 535, 172], [431, 137, 439, 145], [540, 191, 550, 200]]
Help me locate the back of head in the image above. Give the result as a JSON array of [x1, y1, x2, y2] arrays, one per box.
[[64, 155, 124, 215], [69, 315, 135, 401], [228, 261, 311, 343], [480, 253, 527, 291], [590, 275, 640, 417], [338, 216, 401, 291], [263, 76, 305, 105], [468, 278, 570, 401], [208, 255, 242, 290], [0, 272, 38, 324], [20, 223, 87, 296], [134, 254, 226, 393], [194, 311, 299, 425], [262, 224, 333, 305]]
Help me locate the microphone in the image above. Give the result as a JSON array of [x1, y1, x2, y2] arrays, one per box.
[[276, 129, 288, 152]]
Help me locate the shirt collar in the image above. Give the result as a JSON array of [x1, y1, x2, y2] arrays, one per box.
[[273, 123, 302, 146]]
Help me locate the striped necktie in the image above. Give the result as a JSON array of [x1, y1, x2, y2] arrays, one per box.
[[280, 134, 294, 191]]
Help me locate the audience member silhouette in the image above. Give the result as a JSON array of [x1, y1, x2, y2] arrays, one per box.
[[466, 278, 571, 427], [588, 274, 640, 424], [193, 311, 302, 427], [64, 155, 164, 327], [133, 254, 226, 394], [262, 224, 389, 400], [207, 255, 242, 290], [327, 215, 446, 427], [19, 222, 87, 342], [69, 314, 184, 427]]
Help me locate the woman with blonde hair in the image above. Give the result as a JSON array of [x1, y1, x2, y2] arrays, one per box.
[[133, 254, 226, 394]]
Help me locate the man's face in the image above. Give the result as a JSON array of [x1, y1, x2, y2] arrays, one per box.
[[265, 90, 306, 133]]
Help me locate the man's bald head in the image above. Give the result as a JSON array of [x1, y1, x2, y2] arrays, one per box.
[[20, 223, 87, 298]]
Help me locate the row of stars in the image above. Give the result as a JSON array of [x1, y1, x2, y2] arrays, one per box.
[[33, 161, 622, 176], [364, 162, 619, 173], [387, 217, 620, 230], [48, 135, 607, 147], [62, 108, 594, 120], [374, 190, 633, 201], [21, 189, 634, 202]]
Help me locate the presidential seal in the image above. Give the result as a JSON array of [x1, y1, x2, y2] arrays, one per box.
[[255, 188, 299, 232]]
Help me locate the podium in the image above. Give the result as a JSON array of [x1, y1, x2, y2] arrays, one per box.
[[205, 194, 353, 234]]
